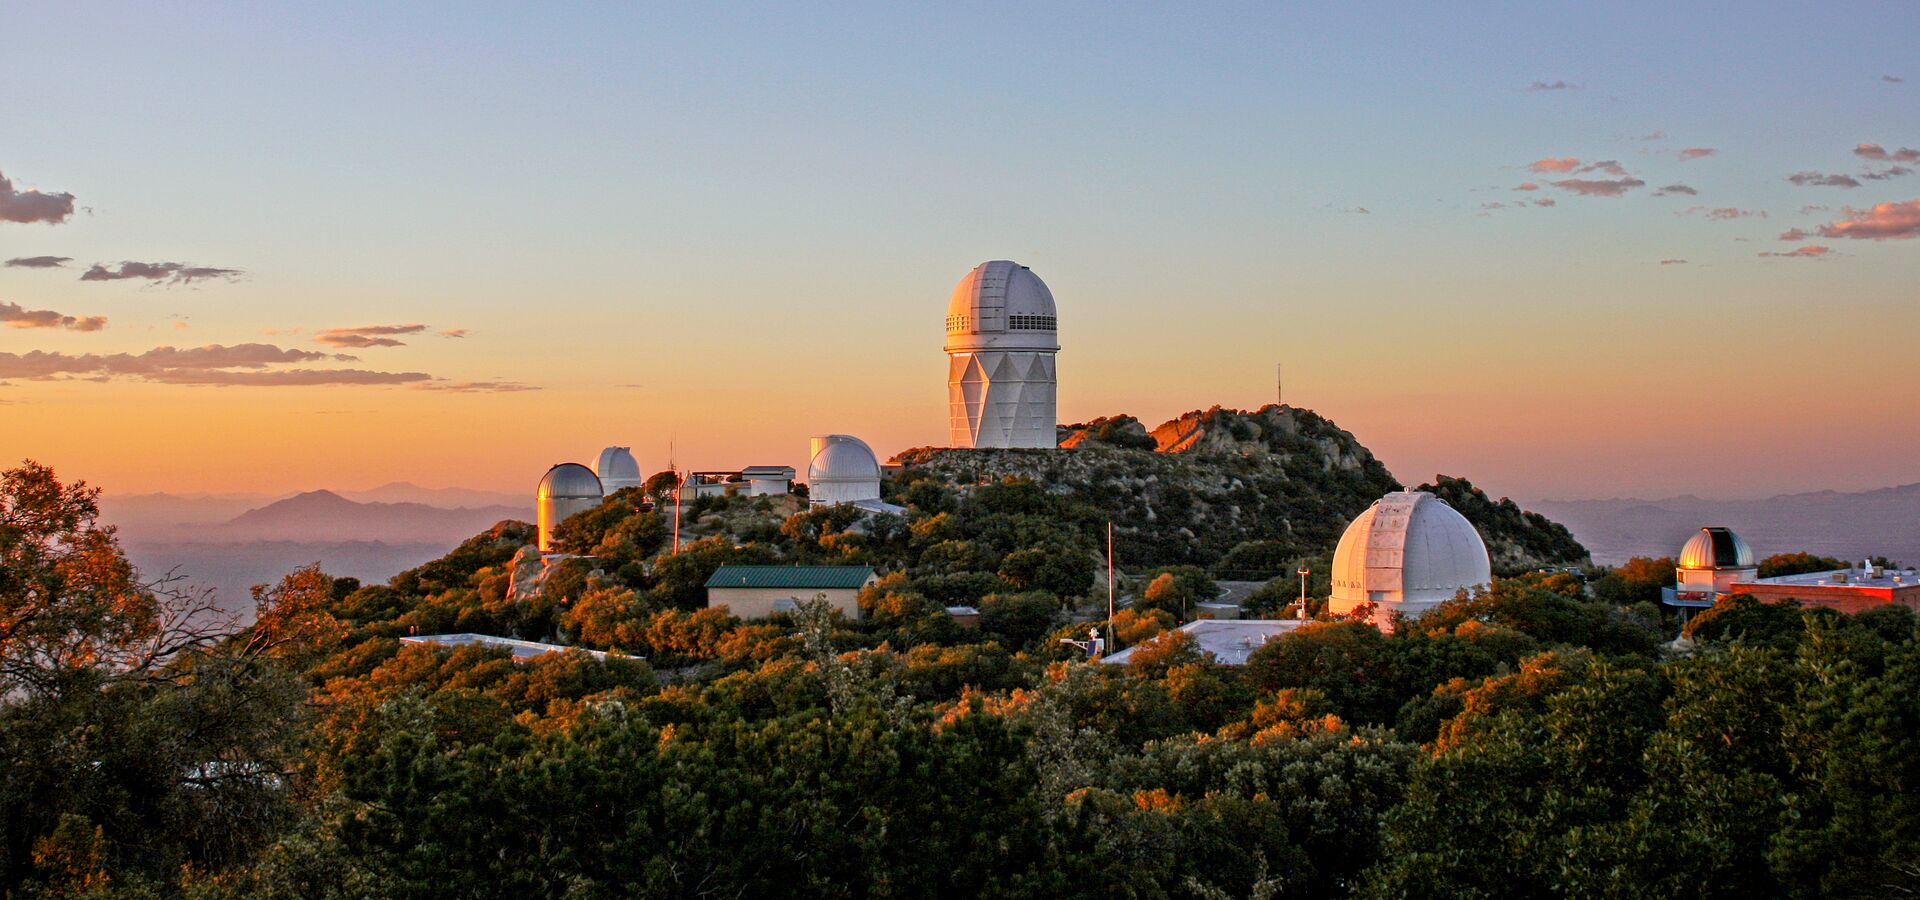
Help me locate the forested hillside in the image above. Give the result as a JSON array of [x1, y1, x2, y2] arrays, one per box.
[[14, 453, 1915, 898]]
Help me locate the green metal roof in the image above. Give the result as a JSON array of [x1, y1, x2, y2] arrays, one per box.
[[704, 565, 876, 590]]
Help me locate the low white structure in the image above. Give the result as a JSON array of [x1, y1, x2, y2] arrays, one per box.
[[741, 465, 796, 496], [1327, 490, 1492, 629], [595, 447, 643, 494], [1670, 526, 1759, 608], [946, 260, 1060, 449], [401, 633, 618, 662], [808, 435, 884, 507], [1099, 619, 1306, 666], [536, 463, 603, 552]]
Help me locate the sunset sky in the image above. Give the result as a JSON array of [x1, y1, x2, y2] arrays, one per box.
[[3, 2, 1915, 502]]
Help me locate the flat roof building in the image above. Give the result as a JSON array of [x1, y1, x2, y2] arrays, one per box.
[[1732, 564, 1920, 615], [1099, 619, 1306, 666], [401, 633, 620, 662], [705, 564, 878, 620]]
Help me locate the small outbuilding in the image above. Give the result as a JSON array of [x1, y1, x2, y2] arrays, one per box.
[[705, 565, 878, 620]]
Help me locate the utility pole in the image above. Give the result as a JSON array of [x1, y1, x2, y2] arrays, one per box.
[[1297, 566, 1311, 620], [672, 468, 685, 555], [1276, 362, 1283, 407]]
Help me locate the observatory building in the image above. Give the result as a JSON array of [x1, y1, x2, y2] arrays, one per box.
[[946, 260, 1060, 449], [808, 434, 884, 506], [595, 446, 642, 494], [1328, 490, 1493, 629], [536, 463, 603, 552], [1670, 527, 1758, 608]]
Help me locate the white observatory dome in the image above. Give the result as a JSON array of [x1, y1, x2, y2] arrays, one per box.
[[807, 434, 882, 506], [1327, 490, 1492, 628], [945, 260, 1059, 353], [536, 463, 603, 552], [595, 446, 642, 494], [1678, 527, 1756, 570]]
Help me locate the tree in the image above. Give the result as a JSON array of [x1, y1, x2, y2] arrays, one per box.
[[1759, 551, 1847, 578], [0, 461, 307, 892]]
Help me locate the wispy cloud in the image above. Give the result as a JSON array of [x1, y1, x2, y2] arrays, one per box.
[[1576, 160, 1630, 176], [1885, 75, 1905, 84], [1682, 207, 1762, 220], [1859, 166, 1913, 181], [80, 261, 243, 285], [315, 324, 428, 348], [0, 342, 430, 386], [1854, 144, 1920, 163], [1529, 80, 1576, 92], [147, 368, 431, 386], [4, 256, 71, 269], [412, 380, 541, 393], [1678, 147, 1716, 161], [1, 302, 106, 332], [1531, 197, 1556, 207], [1513, 182, 1540, 191], [1759, 245, 1832, 259], [1815, 199, 1920, 240], [1779, 228, 1811, 241], [1551, 177, 1646, 197], [1788, 171, 1862, 188], [439, 328, 469, 338], [1654, 184, 1698, 196], [1659, 259, 1688, 265], [1528, 157, 1581, 173], [0, 171, 76, 224]]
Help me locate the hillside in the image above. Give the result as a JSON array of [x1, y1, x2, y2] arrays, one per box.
[[897, 404, 1589, 575]]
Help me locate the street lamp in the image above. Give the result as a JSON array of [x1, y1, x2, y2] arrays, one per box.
[[1296, 567, 1311, 620]]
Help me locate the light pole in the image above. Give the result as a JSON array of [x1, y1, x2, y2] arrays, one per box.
[[1296, 567, 1311, 620], [1105, 521, 1115, 652]]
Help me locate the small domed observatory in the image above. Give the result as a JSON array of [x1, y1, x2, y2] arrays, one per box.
[[1328, 490, 1493, 629], [595, 446, 642, 494], [536, 463, 603, 552], [807, 435, 883, 506], [946, 260, 1060, 449], [1673, 526, 1758, 606]]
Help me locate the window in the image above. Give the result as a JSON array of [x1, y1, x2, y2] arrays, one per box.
[[1007, 314, 1056, 330]]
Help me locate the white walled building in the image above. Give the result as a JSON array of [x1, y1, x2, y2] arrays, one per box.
[[1328, 490, 1493, 629], [808, 435, 884, 506], [945, 260, 1060, 449]]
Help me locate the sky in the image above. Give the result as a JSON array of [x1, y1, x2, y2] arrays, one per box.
[[2, 1, 1916, 502]]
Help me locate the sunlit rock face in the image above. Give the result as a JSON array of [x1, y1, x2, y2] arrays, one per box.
[[945, 261, 1059, 449]]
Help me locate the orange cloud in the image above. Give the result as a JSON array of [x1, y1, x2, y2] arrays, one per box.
[[316, 324, 429, 348], [1759, 245, 1831, 258], [1659, 258, 1688, 265], [1, 301, 106, 332], [1513, 182, 1540, 191], [1678, 147, 1716, 160], [1816, 199, 1920, 240], [1855, 144, 1920, 163], [0, 343, 433, 387], [1528, 157, 1580, 173]]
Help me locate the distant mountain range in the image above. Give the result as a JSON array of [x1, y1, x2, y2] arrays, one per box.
[[102, 485, 532, 614], [1526, 483, 1920, 566]]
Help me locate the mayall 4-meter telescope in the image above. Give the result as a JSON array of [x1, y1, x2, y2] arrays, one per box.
[[945, 260, 1060, 449]]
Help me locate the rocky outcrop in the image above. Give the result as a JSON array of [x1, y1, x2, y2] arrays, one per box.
[[898, 404, 1589, 577]]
